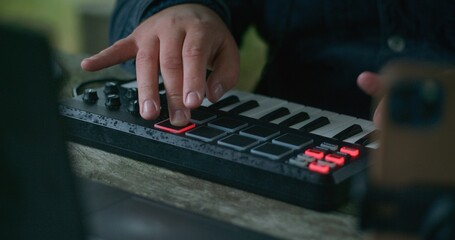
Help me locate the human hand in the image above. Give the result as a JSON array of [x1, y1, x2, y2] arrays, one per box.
[[357, 71, 384, 127], [81, 4, 240, 126]]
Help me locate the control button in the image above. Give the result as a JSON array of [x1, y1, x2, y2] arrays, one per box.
[[128, 100, 140, 116], [320, 142, 338, 151], [217, 134, 259, 151], [103, 81, 119, 95], [185, 126, 227, 142], [154, 119, 196, 134], [387, 35, 406, 53], [208, 117, 248, 133], [190, 110, 217, 124], [289, 156, 311, 168], [82, 88, 98, 104], [251, 143, 293, 160], [126, 87, 138, 100], [272, 134, 313, 150], [340, 146, 360, 157], [296, 153, 316, 162], [324, 154, 345, 166], [289, 154, 316, 168], [308, 161, 336, 175], [304, 149, 325, 160], [105, 94, 121, 110], [240, 125, 280, 141]]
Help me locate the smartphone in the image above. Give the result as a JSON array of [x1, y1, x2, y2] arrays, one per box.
[[370, 61, 455, 187]]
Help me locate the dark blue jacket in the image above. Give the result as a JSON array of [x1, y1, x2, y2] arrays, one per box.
[[110, 0, 455, 119]]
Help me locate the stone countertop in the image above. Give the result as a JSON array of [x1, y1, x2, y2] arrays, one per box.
[[57, 52, 363, 240]]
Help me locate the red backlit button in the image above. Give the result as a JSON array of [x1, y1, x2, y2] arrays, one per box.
[[154, 119, 196, 134], [304, 149, 325, 160], [308, 161, 335, 175], [325, 154, 345, 166], [340, 146, 359, 157]]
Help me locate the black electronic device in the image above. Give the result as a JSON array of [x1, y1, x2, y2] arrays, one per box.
[[0, 24, 278, 240], [60, 79, 379, 211]]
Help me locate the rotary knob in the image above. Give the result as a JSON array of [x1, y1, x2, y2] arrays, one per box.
[[105, 94, 121, 110], [128, 100, 140, 116], [126, 87, 138, 100], [103, 82, 119, 95], [82, 88, 99, 104]]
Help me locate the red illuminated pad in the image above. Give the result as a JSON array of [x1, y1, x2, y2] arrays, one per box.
[[308, 161, 330, 174], [324, 154, 345, 166], [340, 146, 359, 157], [154, 119, 196, 134]]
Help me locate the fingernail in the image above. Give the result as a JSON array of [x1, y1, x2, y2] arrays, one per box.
[[143, 99, 157, 114], [213, 83, 224, 100], [185, 91, 200, 107], [171, 109, 190, 126]]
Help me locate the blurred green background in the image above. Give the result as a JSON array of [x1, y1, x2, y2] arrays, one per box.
[[0, 0, 266, 92]]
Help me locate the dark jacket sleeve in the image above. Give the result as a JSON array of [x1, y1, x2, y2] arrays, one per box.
[[109, 0, 234, 74]]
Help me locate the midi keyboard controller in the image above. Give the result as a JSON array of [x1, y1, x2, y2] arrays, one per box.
[[59, 79, 379, 211]]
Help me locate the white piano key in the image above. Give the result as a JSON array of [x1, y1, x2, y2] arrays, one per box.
[[121, 81, 137, 89], [366, 141, 380, 149]]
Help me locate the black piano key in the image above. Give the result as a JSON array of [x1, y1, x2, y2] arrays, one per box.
[[258, 107, 290, 122], [355, 129, 381, 146], [190, 109, 217, 124], [159, 82, 165, 91], [332, 124, 363, 141], [278, 112, 310, 127], [228, 100, 259, 114], [208, 95, 240, 109], [299, 116, 330, 132], [159, 92, 168, 107]]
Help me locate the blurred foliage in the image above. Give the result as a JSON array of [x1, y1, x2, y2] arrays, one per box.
[[238, 27, 267, 92]]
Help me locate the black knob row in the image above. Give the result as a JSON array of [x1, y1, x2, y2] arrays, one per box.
[[83, 83, 140, 116]]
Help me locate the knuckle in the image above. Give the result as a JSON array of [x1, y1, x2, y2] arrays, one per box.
[[166, 91, 184, 104], [161, 55, 182, 70], [183, 45, 204, 59], [136, 51, 153, 64]]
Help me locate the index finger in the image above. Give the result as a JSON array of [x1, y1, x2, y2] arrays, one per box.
[[81, 37, 137, 71], [357, 71, 382, 98]]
